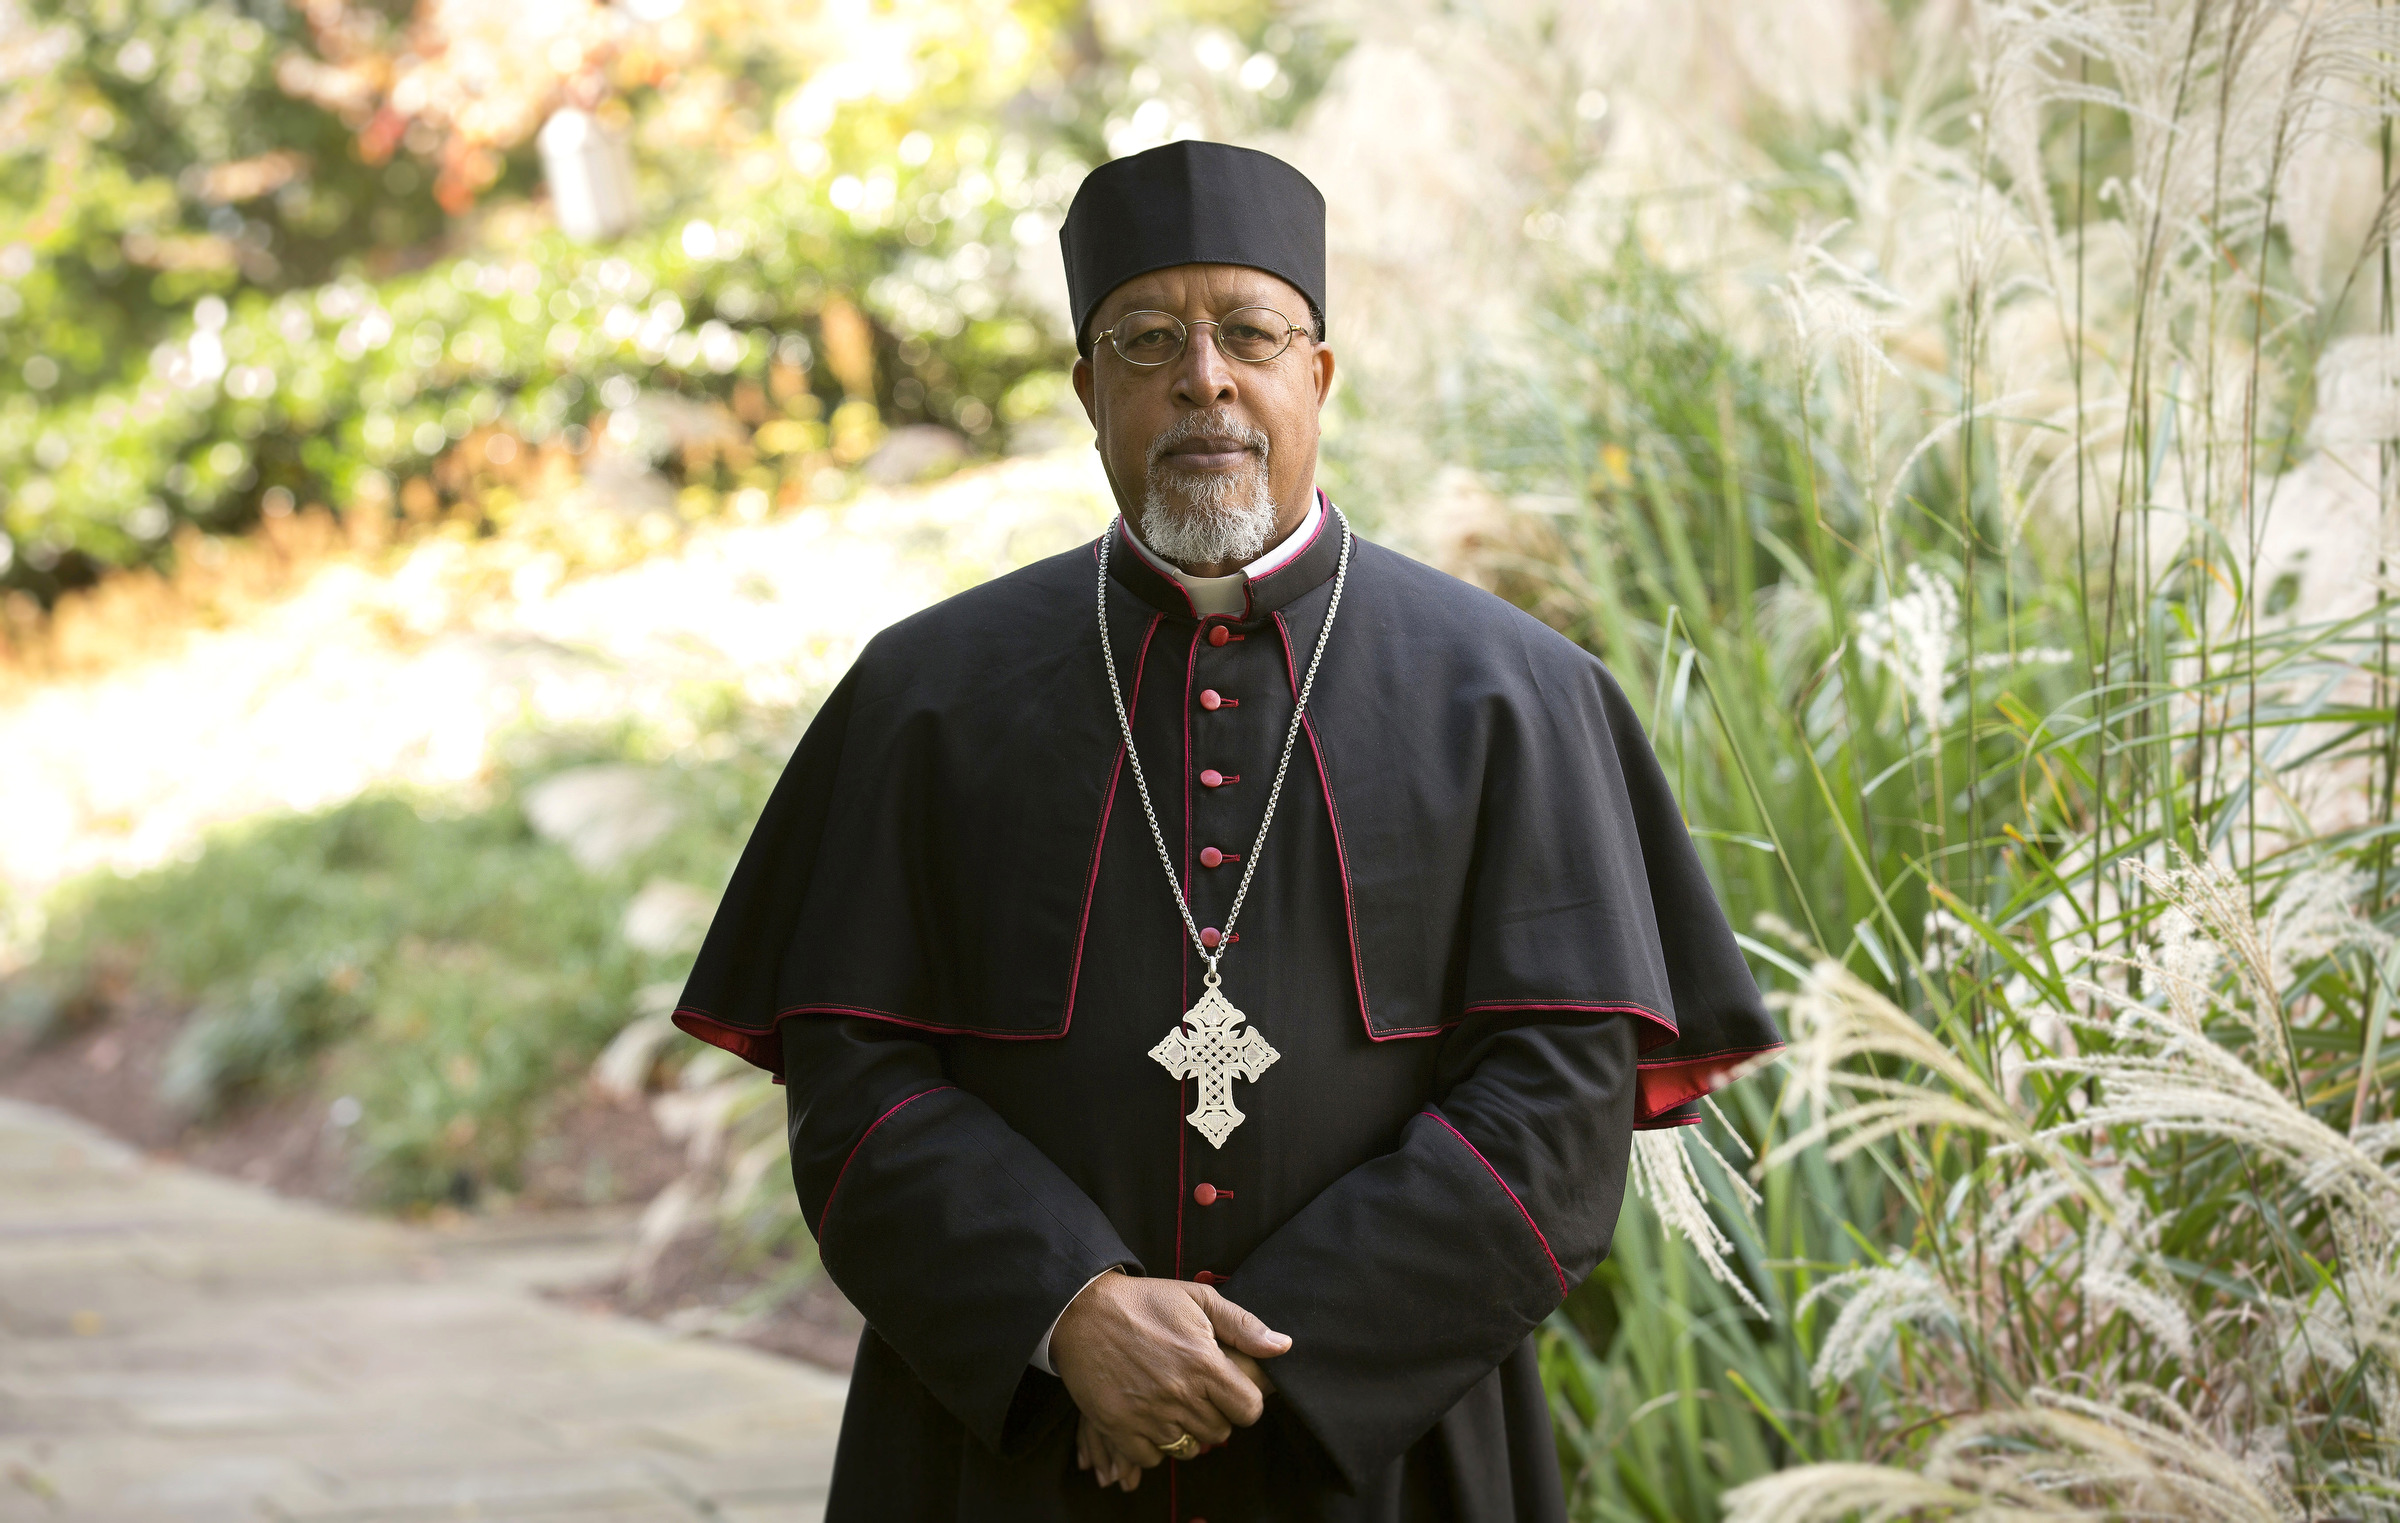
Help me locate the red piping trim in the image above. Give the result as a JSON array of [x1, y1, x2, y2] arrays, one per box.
[[1635, 1111, 1706, 1131], [1240, 491, 1331, 618], [1116, 519, 1199, 619], [821, 1086, 953, 1235], [1272, 608, 1376, 1040], [1273, 608, 1302, 690], [1420, 1109, 1569, 1298], [1307, 717, 1378, 1041], [1635, 1039, 1787, 1070], [1065, 612, 1164, 1031], [1463, 998, 1679, 1051], [1367, 1020, 1459, 1037]]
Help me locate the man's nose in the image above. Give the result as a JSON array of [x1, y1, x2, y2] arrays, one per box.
[[1170, 323, 1239, 406]]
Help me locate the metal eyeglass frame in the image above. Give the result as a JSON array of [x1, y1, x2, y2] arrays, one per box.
[[1092, 306, 1310, 367]]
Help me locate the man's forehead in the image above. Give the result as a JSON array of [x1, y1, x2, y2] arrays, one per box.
[[1101, 263, 1307, 314]]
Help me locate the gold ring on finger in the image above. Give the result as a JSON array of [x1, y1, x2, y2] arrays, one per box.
[[1161, 1432, 1201, 1461]]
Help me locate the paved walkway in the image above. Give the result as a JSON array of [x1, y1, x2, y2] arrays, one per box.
[[0, 1101, 845, 1522]]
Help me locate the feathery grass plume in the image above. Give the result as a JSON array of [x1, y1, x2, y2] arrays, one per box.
[[1769, 956, 2041, 1166], [1724, 1466, 2077, 1522], [1750, 831, 2400, 1508], [1727, 1388, 2308, 1522], [1796, 1259, 1963, 1386], [1629, 1126, 1769, 1317], [2269, 864, 2394, 983], [1284, 0, 2400, 1511], [2122, 852, 2292, 1074], [1854, 565, 1962, 729]]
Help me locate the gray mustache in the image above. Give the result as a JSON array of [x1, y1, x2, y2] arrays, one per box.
[[1147, 411, 1270, 468]]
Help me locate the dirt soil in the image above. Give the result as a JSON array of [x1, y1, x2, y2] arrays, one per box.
[[564, 1228, 864, 1373], [0, 992, 858, 1374]]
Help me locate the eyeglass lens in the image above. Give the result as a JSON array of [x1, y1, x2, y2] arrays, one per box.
[[1111, 308, 1294, 365]]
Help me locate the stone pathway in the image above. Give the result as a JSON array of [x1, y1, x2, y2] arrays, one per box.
[[0, 1101, 845, 1522]]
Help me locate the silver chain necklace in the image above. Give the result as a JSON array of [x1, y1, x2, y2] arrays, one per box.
[[1097, 512, 1353, 1148]]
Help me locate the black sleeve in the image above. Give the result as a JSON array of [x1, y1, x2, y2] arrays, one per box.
[[1220, 1011, 1638, 1488], [781, 1016, 1140, 1454]]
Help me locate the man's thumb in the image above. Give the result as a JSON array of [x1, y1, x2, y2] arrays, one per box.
[[1199, 1287, 1292, 1357]]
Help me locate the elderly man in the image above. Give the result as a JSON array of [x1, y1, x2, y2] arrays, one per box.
[[672, 141, 1782, 1519]]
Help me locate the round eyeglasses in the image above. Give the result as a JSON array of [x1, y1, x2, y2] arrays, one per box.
[[1094, 307, 1309, 367]]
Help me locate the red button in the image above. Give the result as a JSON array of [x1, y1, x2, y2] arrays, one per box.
[[1200, 689, 1223, 711], [1199, 846, 1223, 868], [1199, 926, 1221, 949], [1193, 1183, 1219, 1205], [1193, 1270, 1224, 1286], [1207, 625, 1229, 646], [1199, 768, 1223, 788]]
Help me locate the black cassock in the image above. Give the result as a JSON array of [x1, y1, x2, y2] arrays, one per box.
[[674, 504, 1783, 1519]]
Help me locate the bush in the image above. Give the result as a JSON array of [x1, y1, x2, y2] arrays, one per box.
[[35, 725, 790, 1206]]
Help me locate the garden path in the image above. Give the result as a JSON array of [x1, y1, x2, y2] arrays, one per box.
[[0, 1099, 844, 1522]]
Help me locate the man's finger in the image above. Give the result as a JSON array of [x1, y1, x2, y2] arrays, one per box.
[[1225, 1347, 1278, 1396], [1193, 1284, 1293, 1359], [1099, 1427, 1165, 1471], [1204, 1368, 1267, 1428], [1163, 1402, 1234, 1447], [1143, 1357, 1257, 1433]]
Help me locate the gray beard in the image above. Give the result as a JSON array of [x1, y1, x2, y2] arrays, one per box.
[[1137, 414, 1278, 569]]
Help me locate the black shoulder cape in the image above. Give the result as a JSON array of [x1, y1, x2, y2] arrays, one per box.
[[675, 513, 1781, 1126]]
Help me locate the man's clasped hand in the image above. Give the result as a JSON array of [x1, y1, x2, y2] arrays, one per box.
[[1049, 1268, 1291, 1491]]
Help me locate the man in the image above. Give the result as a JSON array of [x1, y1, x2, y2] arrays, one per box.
[[672, 140, 1783, 1519]]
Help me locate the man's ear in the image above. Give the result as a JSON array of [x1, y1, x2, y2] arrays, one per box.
[[1073, 354, 1099, 432], [1311, 342, 1336, 409]]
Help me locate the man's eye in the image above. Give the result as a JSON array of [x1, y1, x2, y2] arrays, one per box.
[[1126, 329, 1174, 349]]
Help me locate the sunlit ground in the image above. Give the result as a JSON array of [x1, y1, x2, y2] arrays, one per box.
[[0, 448, 1112, 918]]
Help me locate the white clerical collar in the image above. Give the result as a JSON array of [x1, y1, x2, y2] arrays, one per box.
[[1125, 494, 1325, 618]]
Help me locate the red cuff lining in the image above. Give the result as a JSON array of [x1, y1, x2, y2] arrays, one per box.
[[1634, 1043, 1786, 1120], [671, 1007, 785, 1075]]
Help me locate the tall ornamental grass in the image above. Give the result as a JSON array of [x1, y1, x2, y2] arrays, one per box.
[[1339, 0, 2400, 1514]]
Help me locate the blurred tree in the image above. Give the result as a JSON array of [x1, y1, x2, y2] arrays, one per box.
[[0, 0, 1333, 604], [3, 0, 448, 399]]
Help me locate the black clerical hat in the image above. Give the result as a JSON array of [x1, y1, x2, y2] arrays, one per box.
[[1060, 141, 1326, 350]]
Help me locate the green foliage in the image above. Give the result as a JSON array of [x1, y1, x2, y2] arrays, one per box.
[[1543, 1082, 1897, 1520], [37, 730, 790, 1205], [1448, 0, 2400, 1501], [5, 0, 450, 404], [159, 957, 371, 1119], [3, 179, 1078, 578], [0, 0, 1339, 603]]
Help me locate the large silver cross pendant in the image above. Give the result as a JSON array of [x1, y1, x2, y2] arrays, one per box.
[[1148, 978, 1279, 1149]]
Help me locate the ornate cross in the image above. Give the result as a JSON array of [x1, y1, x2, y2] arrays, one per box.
[[1149, 981, 1280, 1149]]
